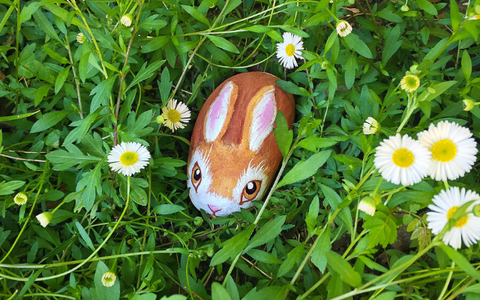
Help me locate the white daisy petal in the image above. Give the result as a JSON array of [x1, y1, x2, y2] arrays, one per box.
[[418, 121, 478, 181], [427, 187, 480, 249], [276, 32, 304, 69], [374, 134, 431, 186], [108, 142, 151, 176]]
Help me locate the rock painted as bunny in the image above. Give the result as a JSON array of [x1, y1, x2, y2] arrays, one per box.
[[187, 72, 295, 217]]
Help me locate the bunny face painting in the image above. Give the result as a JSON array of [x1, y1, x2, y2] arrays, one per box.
[[187, 72, 295, 217]]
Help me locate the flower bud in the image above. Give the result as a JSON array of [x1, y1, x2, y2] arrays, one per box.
[[36, 212, 53, 227], [336, 21, 353, 37], [120, 14, 133, 27], [14, 192, 28, 206], [363, 117, 380, 135], [76, 32, 86, 44], [401, 5, 409, 12], [473, 205, 480, 217], [101, 271, 117, 287], [358, 196, 376, 216], [463, 99, 475, 112], [155, 115, 165, 124]]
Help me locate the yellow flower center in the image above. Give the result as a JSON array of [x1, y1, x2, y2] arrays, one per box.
[[447, 206, 469, 227], [285, 44, 295, 57], [431, 139, 456, 162], [392, 148, 414, 168], [120, 151, 139, 166], [167, 109, 181, 123]]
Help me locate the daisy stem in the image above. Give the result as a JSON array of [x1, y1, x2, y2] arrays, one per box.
[[443, 180, 450, 189], [438, 261, 455, 300], [397, 94, 417, 133]]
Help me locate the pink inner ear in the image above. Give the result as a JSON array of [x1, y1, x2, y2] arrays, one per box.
[[259, 99, 275, 132], [208, 96, 223, 132], [205, 82, 234, 142]]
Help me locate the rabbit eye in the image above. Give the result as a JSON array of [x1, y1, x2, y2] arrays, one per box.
[[191, 162, 202, 192], [240, 180, 262, 204]]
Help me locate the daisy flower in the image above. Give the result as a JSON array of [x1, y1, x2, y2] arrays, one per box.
[[427, 187, 480, 249], [374, 134, 431, 186], [400, 74, 420, 93], [417, 121, 478, 181], [36, 212, 53, 227], [108, 142, 151, 176], [358, 196, 376, 216], [336, 20, 353, 37], [101, 271, 117, 287], [469, 15, 480, 20], [363, 117, 380, 135], [276, 32, 304, 69], [161, 99, 191, 132]]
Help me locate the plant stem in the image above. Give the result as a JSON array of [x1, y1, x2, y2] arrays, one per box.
[[438, 261, 455, 300]]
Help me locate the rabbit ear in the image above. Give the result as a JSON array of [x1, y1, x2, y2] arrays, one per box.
[[204, 81, 238, 142], [243, 86, 277, 152]]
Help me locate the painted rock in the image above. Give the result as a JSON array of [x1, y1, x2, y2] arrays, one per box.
[[187, 72, 295, 217]]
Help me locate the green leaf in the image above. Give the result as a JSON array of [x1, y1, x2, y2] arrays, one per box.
[[206, 35, 239, 54], [90, 76, 117, 113], [212, 282, 232, 300], [42, 45, 70, 64], [423, 38, 448, 62], [345, 53, 358, 89], [326, 251, 362, 287], [440, 245, 480, 282], [418, 81, 457, 102], [0, 110, 40, 122], [126, 60, 165, 91], [306, 196, 320, 235], [17, 269, 43, 298], [382, 26, 402, 66], [152, 204, 184, 215], [132, 294, 157, 300], [450, 0, 460, 30], [54, 66, 71, 94], [243, 286, 288, 300], [160, 68, 172, 105], [141, 36, 170, 53], [297, 136, 337, 152], [63, 110, 102, 145], [33, 10, 61, 43], [246, 249, 282, 264], [34, 85, 51, 106], [277, 243, 305, 277], [94, 261, 120, 300], [462, 50, 472, 82], [363, 205, 397, 248], [210, 225, 255, 266], [273, 111, 293, 159], [76, 162, 103, 211], [182, 5, 210, 26], [46, 144, 101, 171], [244, 215, 285, 252], [31, 110, 71, 133], [277, 151, 331, 188], [311, 225, 331, 272], [75, 221, 95, 251], [275, 80, 311, 97], [417, 0, 438, 15], [79, 51, 91, 83], [225, 275, 240, 300], [371, 292, 397, 300], [343, 34, 373, 59], [320, 184, 354, 234], [0, 181, 25, 196]]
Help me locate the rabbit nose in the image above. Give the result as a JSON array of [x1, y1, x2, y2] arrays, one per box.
[[208, 204, 221, 212]]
